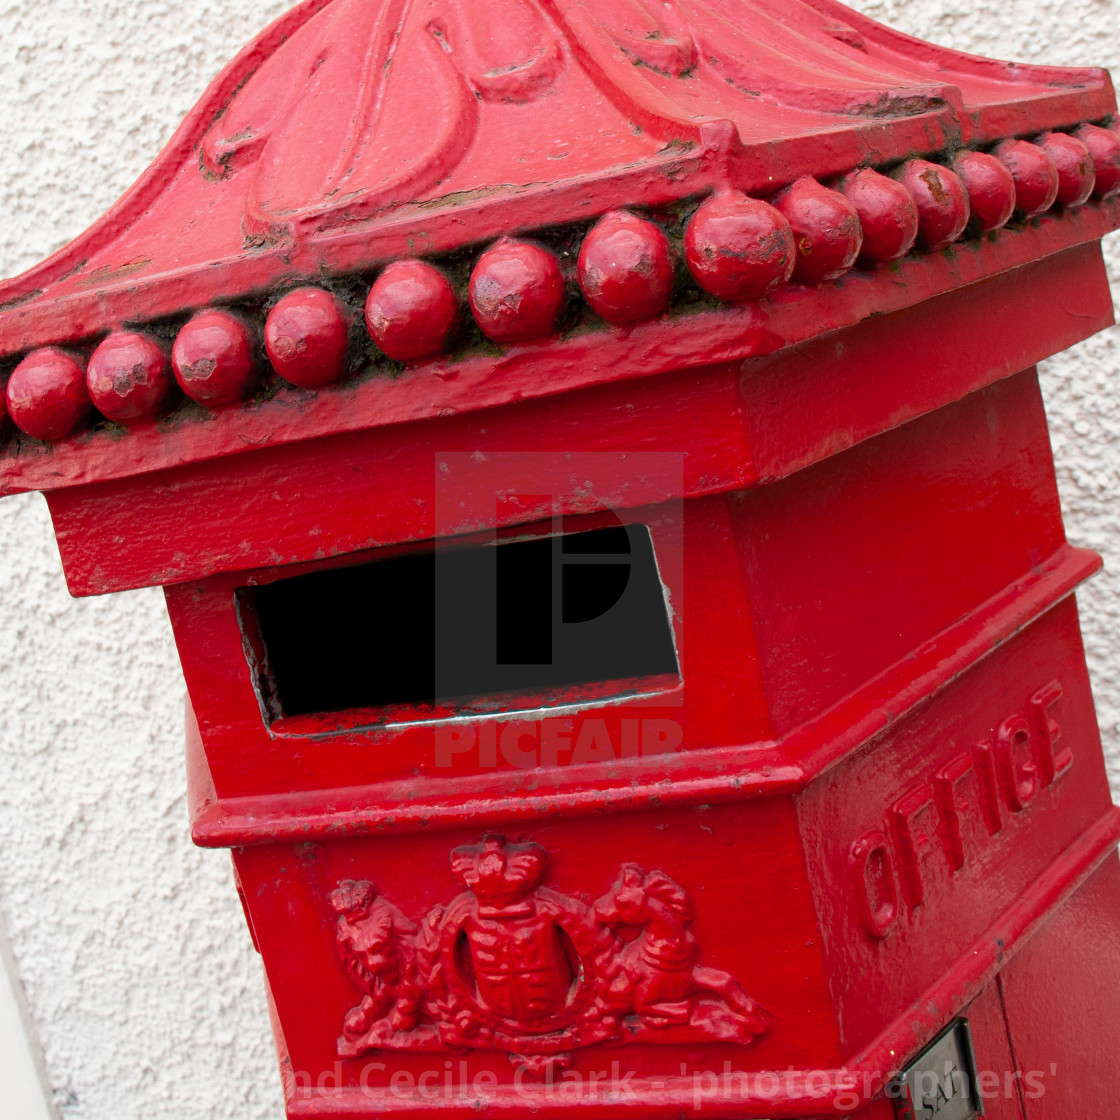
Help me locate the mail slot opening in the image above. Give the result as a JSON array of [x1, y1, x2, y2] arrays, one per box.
[[247, 523, 679, 720]]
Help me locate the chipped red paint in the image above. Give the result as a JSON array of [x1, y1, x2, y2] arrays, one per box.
[[895, 160, 970, 252], [468, 239, 566, 344], [577, 211, 674, 326], [952, 151, 1016, 233], [773, 176, 862, 284], [836, 169, 917, 266], [86, 331, 173, 425], [3, 1, 1120, 1117], [172, 310, 259, 406], [264, 287, 352, 389], [684, 192, 795, 301], [6, 348, 90, 441], [365, 260, 459, 364]]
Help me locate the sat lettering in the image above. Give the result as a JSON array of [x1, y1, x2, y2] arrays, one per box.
[[916, 1067, 963, 1118]]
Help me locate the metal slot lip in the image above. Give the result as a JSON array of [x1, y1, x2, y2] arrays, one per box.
[[189, 542, 1098, 846]]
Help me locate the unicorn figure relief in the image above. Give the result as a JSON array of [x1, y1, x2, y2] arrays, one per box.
[[331, 835, 768, 1059], [594, 864, 768, 1041]]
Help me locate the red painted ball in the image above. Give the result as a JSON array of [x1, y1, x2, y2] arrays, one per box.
[[6, 348, 92, 441], [773, 176, 862, 283], [172, 309, 259, 406], [1074, 123, 1120, 200], [469, 239, 566, 344], [952, 151, 1016, 233], [993, 139, 1059, 217], [87, 331, 174, 424], [836, 168, 918, 265], [895, 160, 970, 251], [265, 288, 351, 388], [1037, 132, 1095, 208], [577, 210, 674, 325], [365, 260, 458, 363], [684, 192, 795, 301]]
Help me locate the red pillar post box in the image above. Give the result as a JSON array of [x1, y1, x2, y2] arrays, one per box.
[[3, 1, 1120, 1116]]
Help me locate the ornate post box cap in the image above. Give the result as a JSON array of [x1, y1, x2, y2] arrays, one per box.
[[5, 10, 1120, 1116], [0, 0, 1118, 596]]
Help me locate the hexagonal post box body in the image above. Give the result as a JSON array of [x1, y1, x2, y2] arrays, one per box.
[[2, 2, 1120, 1117]]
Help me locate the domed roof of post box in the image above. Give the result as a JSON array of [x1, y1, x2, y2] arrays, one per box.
[[1, 0, 1119, 502]]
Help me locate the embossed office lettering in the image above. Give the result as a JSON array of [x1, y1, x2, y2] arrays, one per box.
[[850, 681, 1069, 940]]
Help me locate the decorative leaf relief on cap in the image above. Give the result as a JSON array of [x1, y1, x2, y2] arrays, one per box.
[[547, 0, 950, 119], [201, 0, 960, 238], [203, 0, 564, 236], [577, 0, 699, 77]]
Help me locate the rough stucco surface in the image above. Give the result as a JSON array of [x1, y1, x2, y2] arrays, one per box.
[[0, 6, 292, 1118], [850, 0, 1120, 768], [0, 0, 1117, 1117]]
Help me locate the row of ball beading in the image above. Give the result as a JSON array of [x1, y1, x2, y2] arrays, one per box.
[[2, 125, 1119, 444]]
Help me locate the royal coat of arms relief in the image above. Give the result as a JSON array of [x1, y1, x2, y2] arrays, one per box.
[[330, 836, 767, 1066]]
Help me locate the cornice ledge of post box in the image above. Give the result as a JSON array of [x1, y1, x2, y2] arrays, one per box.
[[187, 539, 1100, 845], [1, 0, 1119, 534]]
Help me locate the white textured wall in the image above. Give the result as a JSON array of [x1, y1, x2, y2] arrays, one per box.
[[0, 2, 1117, 1118], [0, 4, 292, 1118], [854, 0, 1120, 772]]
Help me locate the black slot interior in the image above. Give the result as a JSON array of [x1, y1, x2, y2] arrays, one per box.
[[248, 523, 678, 718]]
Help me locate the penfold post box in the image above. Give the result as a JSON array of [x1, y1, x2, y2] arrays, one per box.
[[3, 0, 1120, 1116]]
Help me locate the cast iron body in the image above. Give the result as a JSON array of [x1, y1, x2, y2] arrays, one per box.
[[3, 1, 1120, 1116]]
